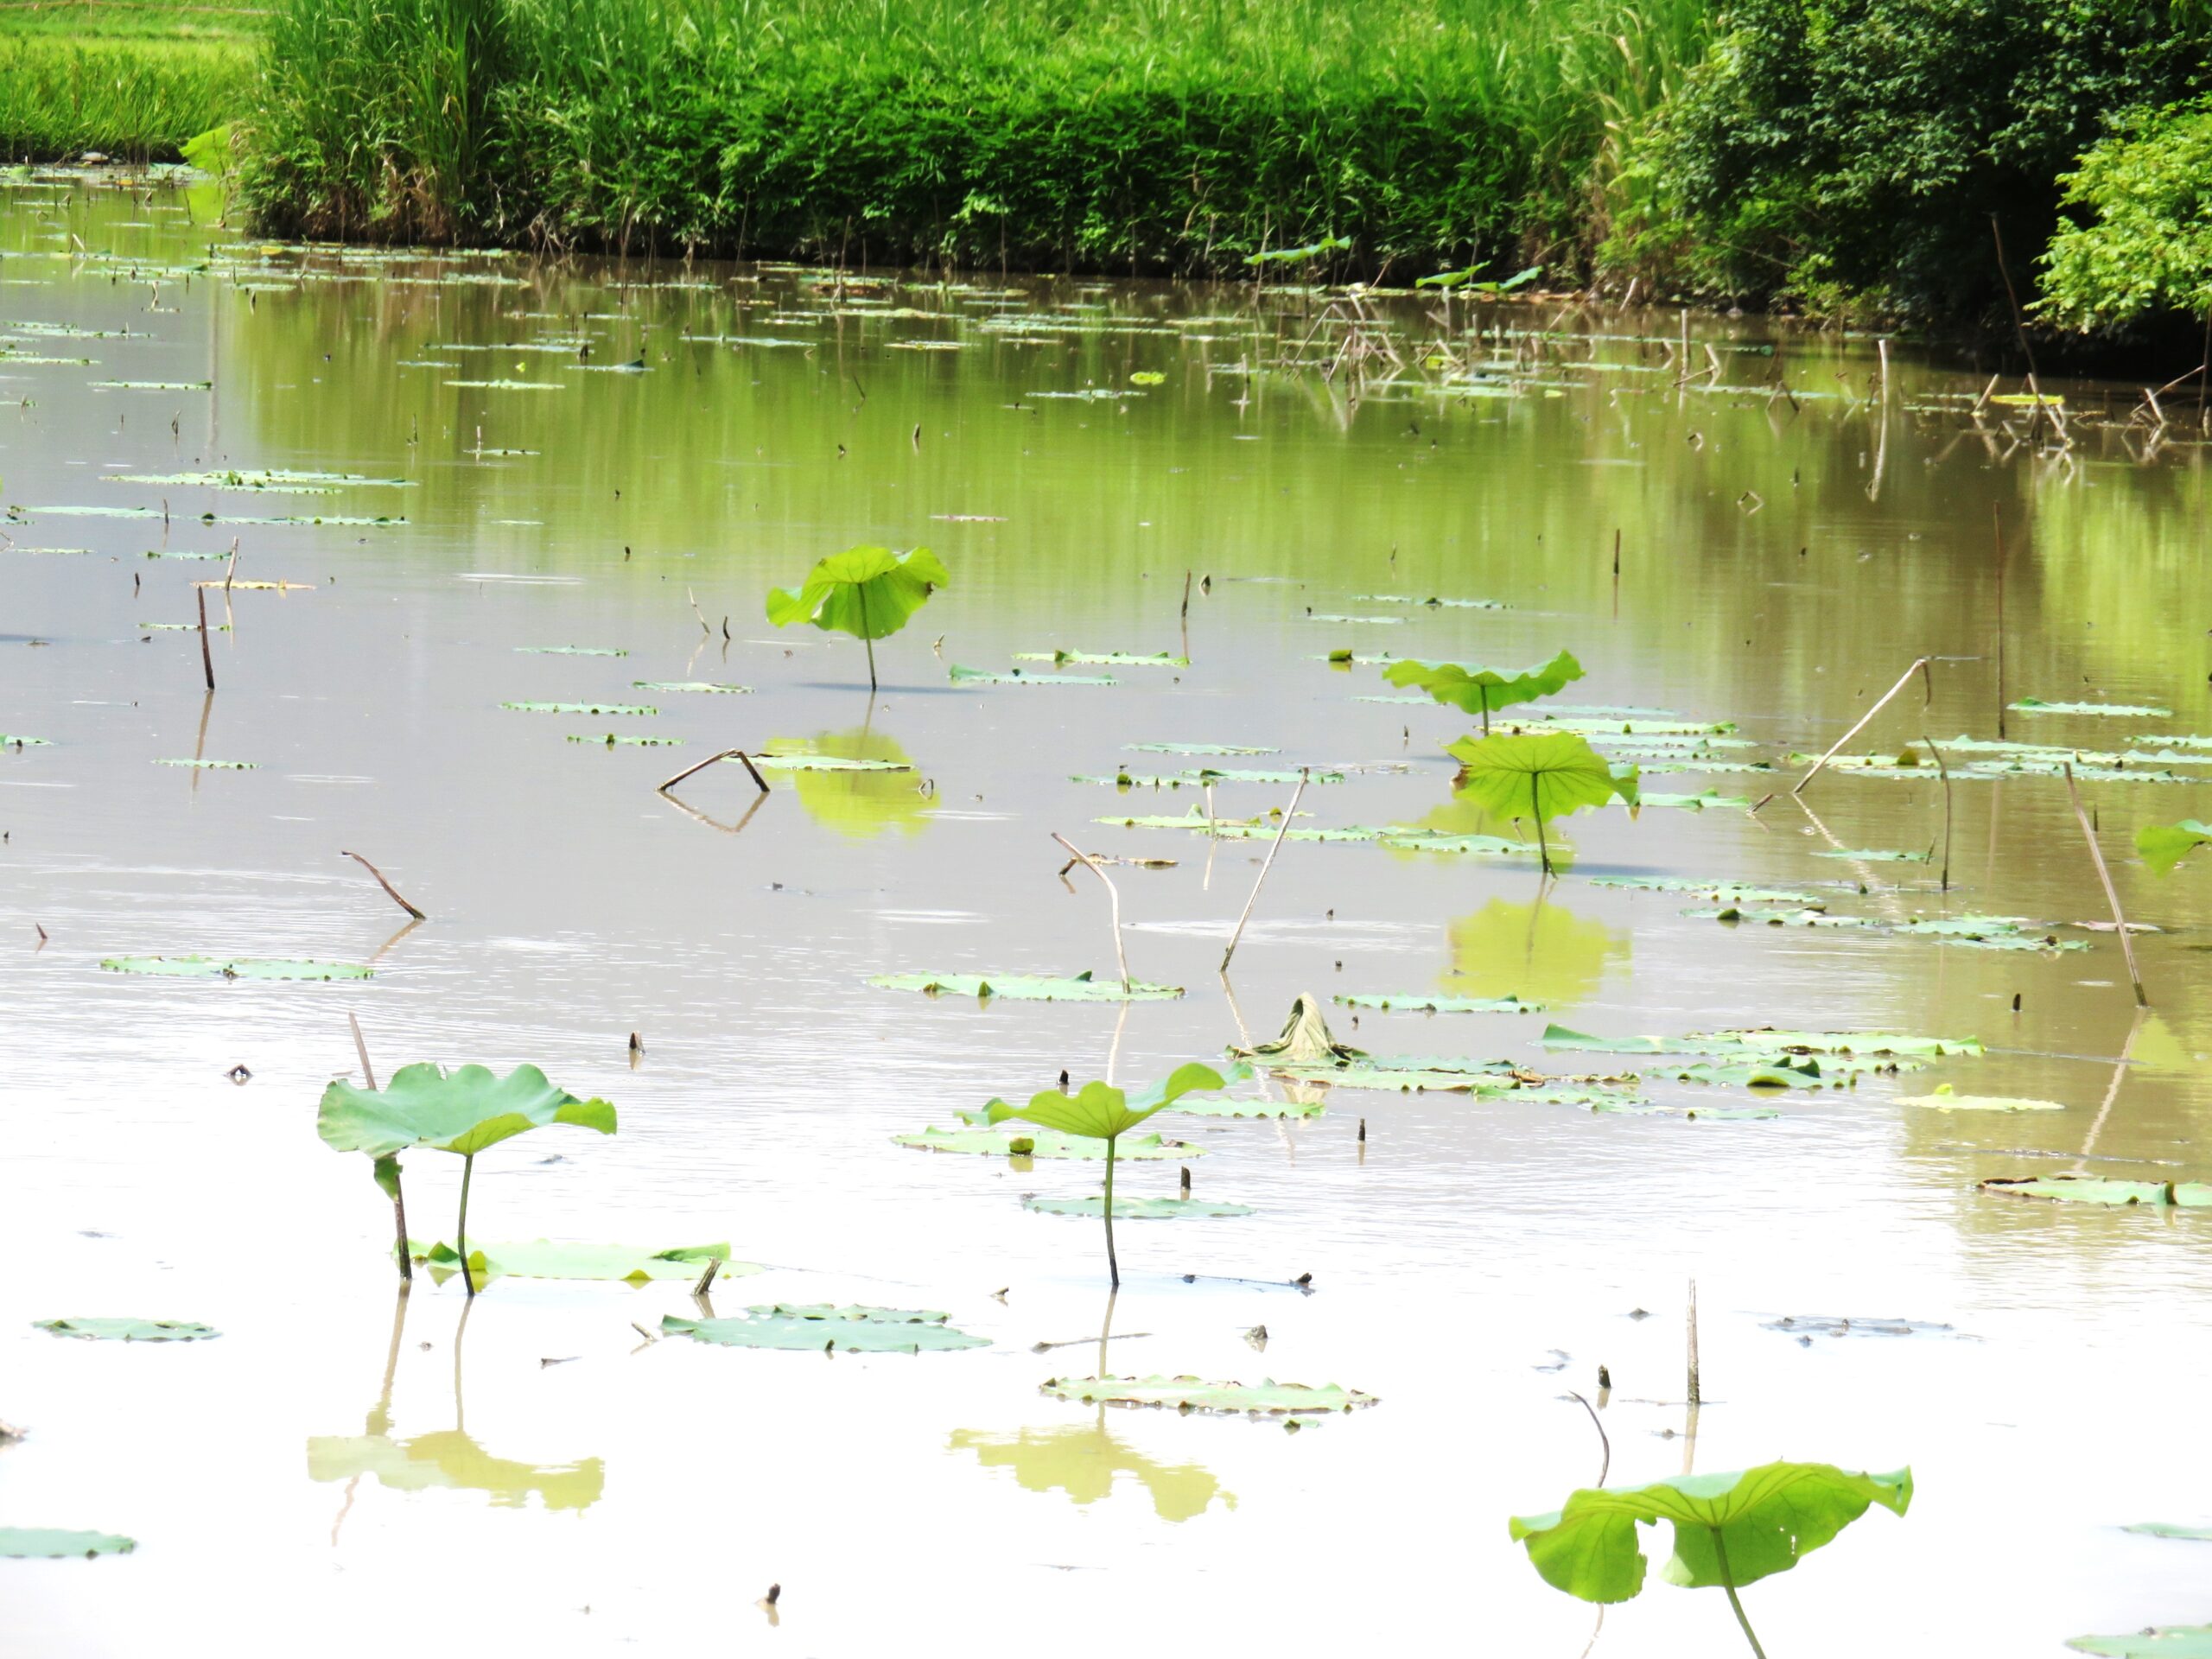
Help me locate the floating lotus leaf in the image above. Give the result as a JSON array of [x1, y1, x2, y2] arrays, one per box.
[[1689, 1029, 1981, 1057], [0, 1529, 136, 1558], [1016, 650, 1186, 666], [153, 759, 257, 769], [894, 1127, 1199, 1160], [1126, 742, 1277, 755], [1593, 1100, 1782, 1120], [753, 752, 911, 772], [2120, 1523, 2212, 1541], [1694, 906, 1869, 928], [868, 970, 1182, 1001], [1510, 1462, 1912, 1603], [501, 700, 657, 715], [1174, 1096, 1325, 1118], [1980, 1175, 2212, 1206], [1813, 848, 1929, 861], [1, 734, 54, 746], [33, 1317, 218, 1342], [1895, 1086, 2063, 1112], [1074, 768, 1342, 786], [1591, 877, 1827, 906], [518, 645, 625, 656], [1335, 992, 1541, 1013], [1039, 1375, 1377, 1414], [2010, 698, 2170, 717], [410, 1240, 753, 1282], [101, 956, 371, 981], [2139, 820, 2212, 876], [950, 664, 1115, 685], [632, 680, 752, 694], [660, 1308, 988, 1352], [568, 733, 681, 746], [1270, 1065, 1502, 1092], [317, 1062, 615, 1159], [1023, 1196, 1255, 1219], [2070, 1630, 2212, 1656]]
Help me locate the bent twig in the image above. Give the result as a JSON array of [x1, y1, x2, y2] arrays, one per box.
[[341, 850, 427, 920]]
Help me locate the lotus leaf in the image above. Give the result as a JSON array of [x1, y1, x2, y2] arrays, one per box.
[[1980, 1175, 2212, 1206], [1895, 1086, 2063, 1112], [1592, 877, 1827, 906], [518, 645, 625, 656], [1271, 1065, 1507, 1092], [568, 734, 681, 746], [410, 1239, 754, 1282], [1016, 650, 1187, 666], [1691, 1029, 1981, 1057], [153, 759, 257, 769], [1127, 742, 1277, 755], [1812, 848, 1929, 861], [1233, 994, 1363, 1065], [1446, 731, 1639, 873], [1384, 649, 1584, 731], [1173, 1095, 1325, 1118], [766, 545, 948, 682], [100, 956, 371, 981], [894, 1128, 1199, 1160], [1333, 992, 1541, 1014], [1040, 1375, 1377, 1414], [0, 1529, 136, 1558], [1023, 1196, 1255, 1219], [1075, 768, 1342, 786], [868, 970, 1182, 1001], [632, 680, 751, 694], [1509, 1462, 1912, 1604], [949, 664, 1115, 685], [2011, 698, 2170, 717], [987, 1064, 1233, 1142], [501, 701, 657, 715], [1, 734, 53, 746], [318, 1063, 615, 1159], [2121, 1523, 2212, 1541], [1695, 906, 1868, 928], [1593, 1100, 1782, 1120], [2139, 820, 2212, 876], [2069, 1629, 2212, 1656], [660, 1309, 988, 1353], [33, 1317, 218, 1342]]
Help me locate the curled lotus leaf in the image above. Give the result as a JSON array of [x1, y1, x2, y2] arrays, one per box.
[[317, 1062, 616, 1159], [1040, 1375, 1377, 1414], [1383, 648, 1583, 722], [34, 1317, 218, 1342], [0, 1529, 137, 1559], [1510, 1461, 1912, 1604], [1023, 1196, 1255, 1219]]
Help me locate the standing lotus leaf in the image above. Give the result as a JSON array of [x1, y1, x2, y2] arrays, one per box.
[[1383, 649, 1584, 734], [317, 1063, 617, 1297], [2138, 819, 2212, 877], [1510, 1461, 1912, 1654], [987, 1063, 1244, 1287], [1446, 731, 1640, 874], [766, 543, 949, 690]]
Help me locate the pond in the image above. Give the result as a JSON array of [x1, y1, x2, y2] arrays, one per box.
[[4, 168, 2211, 1658]]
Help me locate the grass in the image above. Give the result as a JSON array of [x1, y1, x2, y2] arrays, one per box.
[[0, 2, 260, 160], [244, 0, 1713, 274]]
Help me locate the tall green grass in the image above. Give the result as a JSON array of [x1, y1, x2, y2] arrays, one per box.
[[246, 0, 1712, 274], [0, 4, 260, 160]]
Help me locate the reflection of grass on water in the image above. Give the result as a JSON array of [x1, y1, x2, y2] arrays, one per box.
[[950, 1419, 1233, 1522]]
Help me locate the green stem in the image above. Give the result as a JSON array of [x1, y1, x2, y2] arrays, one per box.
[[1103, 1136, 1120, 1290], [858, 587, 877, 692], [391, 1165, 412, 1285], [457, 1152, 476, 1300], [1530, 772, 1552, 874], [1709, 1531, 1768, 1659]]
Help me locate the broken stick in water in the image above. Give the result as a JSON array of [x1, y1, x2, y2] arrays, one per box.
[[1794, 658, 1930, 796], [658, 747, 769, 794], [341, 850, 428, 920], [2063, 762, 2148, 1007], [1050, 831, 1134, 989], [1221, 768, 1309, 973]]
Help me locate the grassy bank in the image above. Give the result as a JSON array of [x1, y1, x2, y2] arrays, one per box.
[[0, 3, 260, 160], [243, 0, 1712, 276]]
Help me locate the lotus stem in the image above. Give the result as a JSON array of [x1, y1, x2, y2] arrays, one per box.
[[457, 1153, 477, 1300], [1566, 1389, 1610, 1487], [1710, 1531, 1769, 1659], [1479, 683, 1491, 736], [1052, 832, 1133, 988], [195, 588, 214, 691], [1687, 1278, 1700, 1407], [1103, 1136, 1121, 1290], [391, 1164, 411, 1285], [1794, 657, 1931, 797], [864, 632, 877, 693], [1220, 768, 1309, 973], [1530, 772, 1552, 874], [2063, 763, 2148, 1007], [1923, 734, 1953, 892]]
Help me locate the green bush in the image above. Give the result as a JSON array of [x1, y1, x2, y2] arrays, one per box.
[[2038, 99, 2212, 330], [1634, 0, 2211, 323]]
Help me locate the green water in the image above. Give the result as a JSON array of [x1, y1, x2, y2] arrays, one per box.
[[3, 169, 2212, 1658]]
